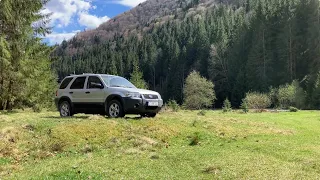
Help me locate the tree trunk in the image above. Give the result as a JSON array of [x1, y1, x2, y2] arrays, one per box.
[[289, 25, 293, 81], [5, 79, 13, 110], [181, 63, 185, 102], [262, 29, 266, 79], [153, 66, 156, 90]]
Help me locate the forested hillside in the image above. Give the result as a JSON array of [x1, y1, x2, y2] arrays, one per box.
[[53, 0, 320, 108]]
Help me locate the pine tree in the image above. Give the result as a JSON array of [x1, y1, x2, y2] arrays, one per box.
[[0, 36, 11, 109], [130, 61, 148, 89], [0, 0, 56, 110]]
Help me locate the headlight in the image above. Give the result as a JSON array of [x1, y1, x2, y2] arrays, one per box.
[[125, 92, 141, 98]]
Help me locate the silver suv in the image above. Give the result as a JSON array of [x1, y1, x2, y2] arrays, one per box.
[[55, 74, 163, 118]]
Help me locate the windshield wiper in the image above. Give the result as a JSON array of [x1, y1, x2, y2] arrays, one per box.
[[111, 85, 126, 88], [111, 85, 135, 88]]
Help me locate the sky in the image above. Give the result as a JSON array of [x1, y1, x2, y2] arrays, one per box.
[[43, 0, 147, 45]]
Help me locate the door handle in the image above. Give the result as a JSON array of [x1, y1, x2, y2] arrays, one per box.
[[69, 92, 74, 94], [85, 92, 90, 94]]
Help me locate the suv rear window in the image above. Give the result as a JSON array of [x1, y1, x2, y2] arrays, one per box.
[[70, 77, 86, 89], [59, 77, 73, 89]]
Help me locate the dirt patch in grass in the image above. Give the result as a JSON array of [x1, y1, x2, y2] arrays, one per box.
[[1, 127, 21, 143], [0, 127, 26, 160], [124, 148, 143, 155], [139, 136, 158, 145], [203, 165, 221, 175]]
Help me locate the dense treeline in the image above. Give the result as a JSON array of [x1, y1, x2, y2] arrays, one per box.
[[0, 0, 56, 111], [53, 0, 320, 109]]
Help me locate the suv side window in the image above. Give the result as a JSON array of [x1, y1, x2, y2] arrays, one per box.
[[70, 77, 86, 89], [59, 77, 73, 89], [87, 76, 103, 89]]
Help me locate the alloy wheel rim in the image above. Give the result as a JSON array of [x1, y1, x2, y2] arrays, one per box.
[[109, 103, 120, 117], [61, 103, 69, 117]]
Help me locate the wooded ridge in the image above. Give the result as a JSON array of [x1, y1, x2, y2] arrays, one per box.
[[52, 0, 320, 108]]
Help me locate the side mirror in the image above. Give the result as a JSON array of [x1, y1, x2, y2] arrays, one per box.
[[90, 82, 104, 89]]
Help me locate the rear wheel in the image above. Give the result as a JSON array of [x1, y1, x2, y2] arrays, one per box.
[[59, 101, 72, 117], [107, 100, 125, 118]]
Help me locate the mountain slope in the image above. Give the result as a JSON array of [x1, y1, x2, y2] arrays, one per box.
[[68, 0, 221, 48], [53, 0, 320, 108]]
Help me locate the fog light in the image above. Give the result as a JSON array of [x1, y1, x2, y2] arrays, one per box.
[[134, 104, 140, 108]]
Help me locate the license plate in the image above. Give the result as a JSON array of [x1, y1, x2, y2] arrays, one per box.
[[148, 102, 159, 106]]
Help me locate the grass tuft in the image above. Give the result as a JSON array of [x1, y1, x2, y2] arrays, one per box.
[[189, 132, 201, 146], [197, 110, 206, 116]]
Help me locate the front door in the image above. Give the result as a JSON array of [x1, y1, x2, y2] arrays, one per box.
[[85, 76, 105, 104]]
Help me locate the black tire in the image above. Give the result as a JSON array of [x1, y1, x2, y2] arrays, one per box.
[[106, 100, 125, 118], [59, 101, 73, 117], [147, 113, 157, 118]]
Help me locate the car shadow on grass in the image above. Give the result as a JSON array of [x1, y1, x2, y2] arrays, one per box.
[[43, 116, 91, 119], [105, 116, 143, 120], [124, 116, 143, 120], [43, 115, 144, 120]]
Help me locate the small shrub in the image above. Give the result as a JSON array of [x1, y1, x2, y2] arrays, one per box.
[[245, 92, 271, 111], [167, 100, 180, 112], [197, 110, 206, 116], [277, 84, 295, 109], [183, 71, 216, 110], [289, 106, 299, 112], [189, 132, 200, 146], [240, 100, 249, 113], [222, 99, 232, 113], [271, 80, 306, 109]]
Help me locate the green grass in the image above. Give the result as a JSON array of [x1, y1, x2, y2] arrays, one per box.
[[1, 110, 320, 179]]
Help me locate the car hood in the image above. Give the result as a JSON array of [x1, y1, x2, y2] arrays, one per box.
[[136, 89, 159, 95], [125, 88, 159, 95]]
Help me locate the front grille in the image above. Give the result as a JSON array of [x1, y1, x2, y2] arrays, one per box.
[[143, 94, 158, 99]]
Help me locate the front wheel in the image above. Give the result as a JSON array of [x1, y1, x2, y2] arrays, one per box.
[[107, 100, 125, 118], [59, 101, 72, 117]]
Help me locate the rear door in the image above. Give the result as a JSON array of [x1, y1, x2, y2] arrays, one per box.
[[85, 76, 105, 104], [69, 76, 87, 103]]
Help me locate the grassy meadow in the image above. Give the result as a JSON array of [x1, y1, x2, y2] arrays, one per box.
[[1, 110, 320, 179]]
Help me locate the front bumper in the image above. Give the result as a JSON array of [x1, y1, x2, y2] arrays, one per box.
[[123, 97, 163, 114]]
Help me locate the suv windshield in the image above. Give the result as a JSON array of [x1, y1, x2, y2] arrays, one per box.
[[102, 76, 136, 89]]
